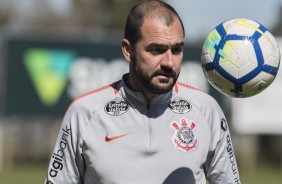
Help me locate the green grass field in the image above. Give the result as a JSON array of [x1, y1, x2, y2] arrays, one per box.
[[0, 165, 47, 184], [0, 163, 281, 184], [240, 163, 282, 184]]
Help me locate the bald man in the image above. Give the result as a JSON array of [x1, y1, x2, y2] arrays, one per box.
[[45, 1, 240, 183]]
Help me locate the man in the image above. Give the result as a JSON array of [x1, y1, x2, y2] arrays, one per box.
[[45, 0, 241, 183]]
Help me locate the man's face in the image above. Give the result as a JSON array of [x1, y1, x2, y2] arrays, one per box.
[[130, 16, 184, 95]]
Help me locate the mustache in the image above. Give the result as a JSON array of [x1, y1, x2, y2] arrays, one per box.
[[152, 68, 177, 77]]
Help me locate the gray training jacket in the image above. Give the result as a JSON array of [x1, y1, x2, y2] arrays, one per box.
[[45, 73, 241, 184]]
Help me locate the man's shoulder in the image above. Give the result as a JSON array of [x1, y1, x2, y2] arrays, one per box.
[[68, 80, 122, 111], [176, 81, 208, 96], [59, 81, 122, 131], [175, 81, 217, 105]]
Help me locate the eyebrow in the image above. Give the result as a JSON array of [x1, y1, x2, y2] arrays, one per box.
[[145, 42, 184, 51], [171, 42, 184, 49]]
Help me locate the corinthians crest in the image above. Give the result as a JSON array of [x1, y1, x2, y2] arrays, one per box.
[[170, 118, 198, 153]]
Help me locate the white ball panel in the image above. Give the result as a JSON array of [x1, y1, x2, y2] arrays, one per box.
[[201, 53, 213, 65], [223, 19, 258, 36], [238, 62, 257, 78]]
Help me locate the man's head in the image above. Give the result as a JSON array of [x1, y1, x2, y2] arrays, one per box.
[[124, 0, 185, 49], [122, 0, 185, 99]]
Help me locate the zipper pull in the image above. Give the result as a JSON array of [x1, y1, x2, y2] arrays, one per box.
[[146, 95, 155, 109], [147, 100, 150, 109]]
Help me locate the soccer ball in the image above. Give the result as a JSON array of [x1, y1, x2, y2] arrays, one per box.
[[201, 18, 281, 97]]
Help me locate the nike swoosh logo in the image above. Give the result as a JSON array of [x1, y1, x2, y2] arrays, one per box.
[[105, 133, 129, 142]]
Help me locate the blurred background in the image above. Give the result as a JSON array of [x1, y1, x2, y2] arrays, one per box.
[[0, 0, 282, 183]]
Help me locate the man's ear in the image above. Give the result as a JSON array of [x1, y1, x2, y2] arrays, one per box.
[[121, 39, 132, 63]]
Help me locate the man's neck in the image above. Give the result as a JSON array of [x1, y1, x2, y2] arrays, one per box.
[[125, 74, 156, 100]]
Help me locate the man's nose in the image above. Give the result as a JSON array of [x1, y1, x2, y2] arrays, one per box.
[[161, 50, 174, 68]]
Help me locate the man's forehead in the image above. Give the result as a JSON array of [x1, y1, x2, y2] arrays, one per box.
[[141, 30, 184, 47], [141, 36, 184, 49], [141, 15, 184, 38]]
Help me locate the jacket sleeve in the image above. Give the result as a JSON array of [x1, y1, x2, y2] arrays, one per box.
[[204, 100, 241, 184], [45, 102, 90, 184]]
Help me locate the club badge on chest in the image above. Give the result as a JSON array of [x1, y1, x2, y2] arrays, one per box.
[[170, 118, 198, 153]]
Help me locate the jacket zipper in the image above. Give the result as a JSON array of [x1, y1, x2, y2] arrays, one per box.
[[146, 99, 153, 150], [147, 99, 151, 109]]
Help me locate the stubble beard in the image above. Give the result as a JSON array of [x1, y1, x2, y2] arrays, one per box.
[[131, 50, 179, 94]]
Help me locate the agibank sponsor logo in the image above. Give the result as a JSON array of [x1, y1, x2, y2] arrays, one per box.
[[226, 134, 240, 184], [49, 124, 71, 178]]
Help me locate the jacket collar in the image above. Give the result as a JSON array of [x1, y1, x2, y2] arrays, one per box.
[[118, 73, 176, 106]]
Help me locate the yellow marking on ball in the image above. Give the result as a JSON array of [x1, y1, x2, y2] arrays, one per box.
[[235, 19, 275, 48]]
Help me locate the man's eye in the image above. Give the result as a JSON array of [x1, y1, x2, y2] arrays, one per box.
[[171, 47, 183, 55], [149, 48, 166, 55]]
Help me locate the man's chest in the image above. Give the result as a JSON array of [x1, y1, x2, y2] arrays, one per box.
[[81, 105, 211, 183]]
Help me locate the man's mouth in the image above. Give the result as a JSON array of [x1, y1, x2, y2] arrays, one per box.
[[153, 70, 176, 78]]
